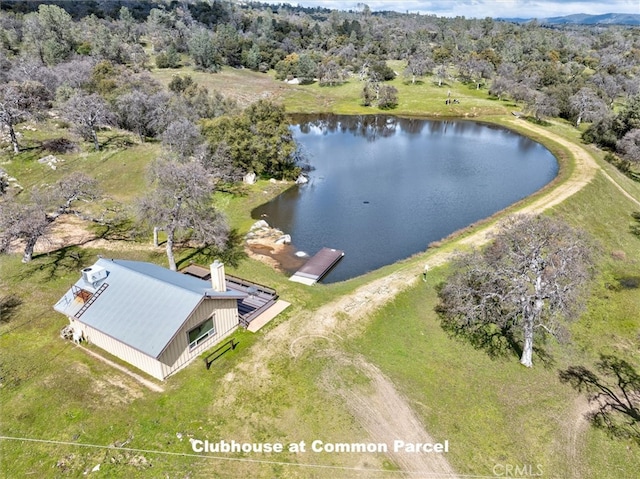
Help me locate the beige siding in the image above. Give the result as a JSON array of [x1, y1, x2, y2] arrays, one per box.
[[157, 298, 239, 379], [69, 298, 239, 381], [76, 321, 164, 380]]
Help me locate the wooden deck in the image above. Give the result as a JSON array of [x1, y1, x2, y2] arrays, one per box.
[[289, 247, 345, 285], [246, 299, 290, 332], [181, 264, 279, 327]]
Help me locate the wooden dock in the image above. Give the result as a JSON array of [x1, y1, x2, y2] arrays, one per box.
[[289, 247, 344, 285]]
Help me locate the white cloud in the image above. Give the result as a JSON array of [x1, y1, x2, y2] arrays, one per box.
[[291, 0, 639, 18]]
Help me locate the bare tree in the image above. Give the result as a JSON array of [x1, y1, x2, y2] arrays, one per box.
[[0, 201, 50, 262], [589, 72, 622, 108], [458, 57, 493, 90], [489, 76, 513, 101], [361, 82, 375, 107], [200, 141, 244, 184], [526, 91, 560, 122], [53, 58, 96, 90], [318, 60, 348, 87], [0, 172, 99, 262], [137, 158, 228, 271], [114, 90, 169, 141], [0, 84, 23, 153], [569, 87, 607, 127], [435, 65, 449, 87], [0, 81, 48, 153], [63, 92, 114, 150], [616, 129, 640, 164], [403, 51, 433, 85], [436, 215, 595, 367], [161, 119, 203, 160], [377, 85, 398, 109]]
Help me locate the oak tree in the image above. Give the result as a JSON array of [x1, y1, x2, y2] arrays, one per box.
[[114, 90, 169, 141], [569, 87, 607, 127], [161, 119, 203, 160], [63, 92, 114, 150], [377, 85, 398, 109], [201, 100, 298, 179], [137, 158, 228, 271], [403, 51, 433, 85], [436, 215, 595, 367], [0, 172, 99, 262], [0, 81, 48, 153], [616, 129, 640, 164]]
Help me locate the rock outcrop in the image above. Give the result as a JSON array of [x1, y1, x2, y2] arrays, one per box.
[[245, 220, 291, 248]]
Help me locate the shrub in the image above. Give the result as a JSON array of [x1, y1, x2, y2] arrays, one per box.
[[155, 47, 180, 69]]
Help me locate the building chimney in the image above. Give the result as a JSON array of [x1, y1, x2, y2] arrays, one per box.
[[210, 260, 226, 292]]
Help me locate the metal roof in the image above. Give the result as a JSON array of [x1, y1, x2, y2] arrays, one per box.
[[54, 258, 245, 359]]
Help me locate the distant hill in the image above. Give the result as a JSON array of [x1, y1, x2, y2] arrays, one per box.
[[500, 13, 640, 26]]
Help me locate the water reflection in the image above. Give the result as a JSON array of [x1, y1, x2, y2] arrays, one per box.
[[255, 115, 558, 283]]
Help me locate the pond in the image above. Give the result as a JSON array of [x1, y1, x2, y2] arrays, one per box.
[[252, 115, 558, 283]]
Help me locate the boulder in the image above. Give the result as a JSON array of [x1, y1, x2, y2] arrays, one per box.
[[250, 220, 269, 231], [275, 234, 291, 245], [243, 171, 256, 184], [37, 154, 62, 170]]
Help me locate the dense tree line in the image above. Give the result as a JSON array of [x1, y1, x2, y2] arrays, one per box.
[[1, 2, 637, 121]]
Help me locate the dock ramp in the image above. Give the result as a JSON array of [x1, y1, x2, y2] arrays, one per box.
[[289, 248, 344, 285]]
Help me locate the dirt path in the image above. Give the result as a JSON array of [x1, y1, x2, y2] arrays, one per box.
[[321, 354, 457, 478], [504, 119, 599, 214], [77, 345, 164, 393], [565, 396, 590, 479]]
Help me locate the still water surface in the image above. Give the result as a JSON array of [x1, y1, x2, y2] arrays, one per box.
[[253, 115, 558, 283]]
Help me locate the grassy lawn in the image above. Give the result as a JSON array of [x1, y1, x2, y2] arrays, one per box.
[[2, 64, 639, 477], [0, 241, 378, 477], [2, 121, 157, 202], [149, 63, 512, 118]]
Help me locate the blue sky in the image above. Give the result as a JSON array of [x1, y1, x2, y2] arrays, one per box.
[[289, 1, 640, 18]]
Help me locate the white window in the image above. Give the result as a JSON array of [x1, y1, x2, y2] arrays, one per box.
[[188, 315, 215, 350]]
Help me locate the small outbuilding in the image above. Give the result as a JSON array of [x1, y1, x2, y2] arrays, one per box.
[[54, 258, 274, 381]]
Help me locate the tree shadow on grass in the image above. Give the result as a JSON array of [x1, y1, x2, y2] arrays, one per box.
[[436, 313, 522, 363], [402, 80, 425, 86], [532, 344, 556, 369], [630, 211, 640, 237], [435, 289, 557, 368], [99, 134, 136, 150], [559, 354, 640, 445], [26, 246, 94, 282], [0, 294, 23, 324], [89, 215, 141, 242], [176, 228, 248, 271]]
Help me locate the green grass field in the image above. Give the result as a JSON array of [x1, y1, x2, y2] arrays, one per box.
[[1, 64, 639, 477]]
